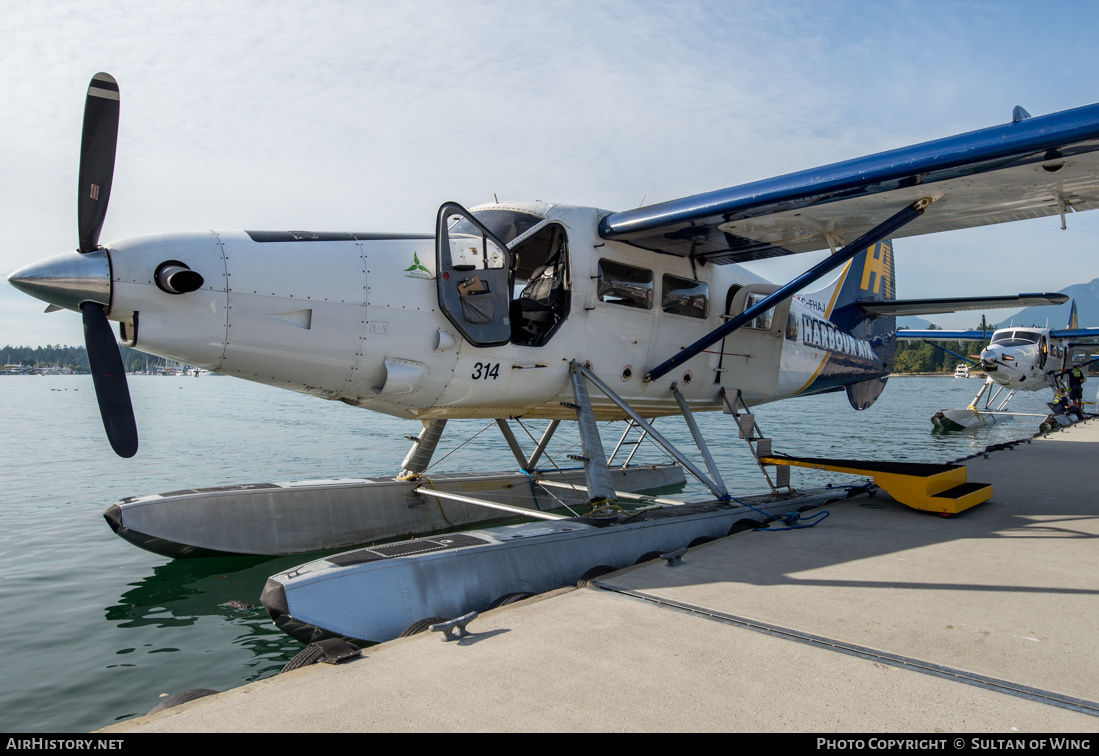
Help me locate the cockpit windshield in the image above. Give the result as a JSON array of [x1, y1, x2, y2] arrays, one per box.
[[990, 330, 1041, 347], [470, 209, 545, 245]]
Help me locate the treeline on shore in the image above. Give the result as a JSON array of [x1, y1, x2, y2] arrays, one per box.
[[1, 344, 154, 373], [893, 331, 976, 374], [6, 333, 979, 375]]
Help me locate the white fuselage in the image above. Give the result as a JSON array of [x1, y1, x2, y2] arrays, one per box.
[[87, 202, 881, 421], [978, 328, 1063, 391]]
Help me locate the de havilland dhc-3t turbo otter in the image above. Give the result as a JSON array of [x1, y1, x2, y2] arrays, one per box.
[[898, 299, 1099, 430], [9, 74, 1099, 580]]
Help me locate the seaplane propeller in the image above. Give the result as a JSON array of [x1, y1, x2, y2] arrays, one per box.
[[10, 73, 139, 457], [980, 356, 1028, 382], [75, 73, 138, 458]]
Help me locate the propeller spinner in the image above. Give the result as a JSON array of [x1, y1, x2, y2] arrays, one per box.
[[8, 73, 138, 457]]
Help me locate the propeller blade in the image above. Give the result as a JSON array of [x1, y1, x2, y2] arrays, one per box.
[[77, 73, 119, 254], [81, 302, 138, 458]]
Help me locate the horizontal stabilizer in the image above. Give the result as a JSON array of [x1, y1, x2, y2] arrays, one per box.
[[861, 292, 1068, 317], [599, 103, 1099, 264]]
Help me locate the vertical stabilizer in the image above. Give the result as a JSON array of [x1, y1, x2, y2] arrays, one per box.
[[825, 240, 897, 409], [1068, 299, 1078, 329]]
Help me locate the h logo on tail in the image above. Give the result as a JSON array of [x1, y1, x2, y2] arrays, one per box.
[[859, 241, 894, 296]]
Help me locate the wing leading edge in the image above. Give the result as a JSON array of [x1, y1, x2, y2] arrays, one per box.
[[861, 293, 1068, 317], [599, 104, 1099, 264], [898, 327, 1099, 342], [898, 330, 995, 341]]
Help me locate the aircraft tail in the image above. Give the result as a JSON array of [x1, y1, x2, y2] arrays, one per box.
[[826, 240, 896, 409], [820, 239, 896, 345], [1068, 298, 1078, 329]]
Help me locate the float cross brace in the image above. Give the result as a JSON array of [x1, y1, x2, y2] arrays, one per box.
[[571, 361, 728, 500]]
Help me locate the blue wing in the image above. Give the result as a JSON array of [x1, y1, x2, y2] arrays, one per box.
[[897, 330, 991, 341], [1049, 327, 1099, 340], [599, 104, 1099, 264]]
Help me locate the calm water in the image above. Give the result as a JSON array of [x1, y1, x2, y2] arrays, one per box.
[[0, 373, 1066, 732]]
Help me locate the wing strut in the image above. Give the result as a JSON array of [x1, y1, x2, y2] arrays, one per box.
[[644, 198, 932, 383]]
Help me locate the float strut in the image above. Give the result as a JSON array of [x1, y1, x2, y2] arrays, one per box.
[[400, 419, 447, 476], [569, 364, 618, 505], [572, 361, 727, 499]]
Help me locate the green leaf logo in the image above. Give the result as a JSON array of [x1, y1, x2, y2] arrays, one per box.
[[404, 252, 431, 275]]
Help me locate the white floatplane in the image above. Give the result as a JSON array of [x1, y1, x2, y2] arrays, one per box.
[[899, 302, 1099, 430], [8, 75, 1099, 580]]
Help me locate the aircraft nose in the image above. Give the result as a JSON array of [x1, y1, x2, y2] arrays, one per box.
[[8, 249, 111, 313], [979, 346, 1000, 368]]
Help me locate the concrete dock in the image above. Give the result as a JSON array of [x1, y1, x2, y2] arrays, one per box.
[[102, 420, 1099, 733]]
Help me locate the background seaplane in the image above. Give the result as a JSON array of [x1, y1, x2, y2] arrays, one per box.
[[8, 74, 1099, 558], [899, 302, 1099, 429]]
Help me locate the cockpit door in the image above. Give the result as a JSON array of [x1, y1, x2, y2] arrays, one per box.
[[435, 202, 512, 347]]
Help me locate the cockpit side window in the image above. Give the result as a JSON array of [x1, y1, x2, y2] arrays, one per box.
[[445, 215, 507, 270], [471, 209, 545, 246], [744, 292, 775, 330]]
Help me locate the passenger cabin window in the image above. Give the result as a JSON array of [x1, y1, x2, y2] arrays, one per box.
[[598, 260, 653, 309], [745, 292, 775, 330], [661, 275, 708, 318], [785, 312, 799, 341]]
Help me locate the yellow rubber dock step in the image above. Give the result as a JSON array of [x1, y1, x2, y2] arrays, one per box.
[[757, 455, 993, 515]]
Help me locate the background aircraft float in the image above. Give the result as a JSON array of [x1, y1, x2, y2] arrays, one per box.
[[8, 74, 1099, 558]]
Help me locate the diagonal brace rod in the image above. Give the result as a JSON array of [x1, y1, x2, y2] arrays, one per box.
[[672, 383, 728, 497], [644, 198, 931, 382], [495, 419, 530, 470], [525, 419, 560, 470]]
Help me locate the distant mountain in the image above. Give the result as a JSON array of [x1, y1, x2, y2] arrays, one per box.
[[897, 316, 935, 330], [994, 278, 1099, 329]]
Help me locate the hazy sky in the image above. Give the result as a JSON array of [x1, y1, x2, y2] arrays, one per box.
[[4, 0, 1098, 347]]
